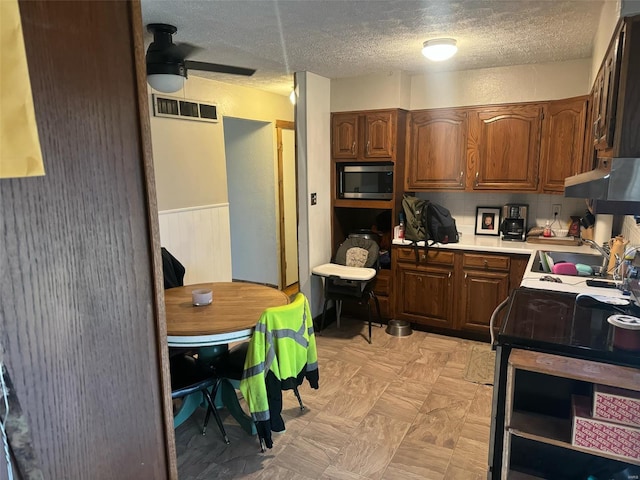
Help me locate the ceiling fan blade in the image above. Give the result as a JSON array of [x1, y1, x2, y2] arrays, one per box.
[[174, 42, 202, 60], [185, 60, 256, 77]]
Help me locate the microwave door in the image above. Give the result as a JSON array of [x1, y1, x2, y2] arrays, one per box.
[[340, 164, 393, 199]]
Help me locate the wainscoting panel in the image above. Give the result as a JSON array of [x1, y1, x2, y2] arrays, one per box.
[[158, 204, 232, 284]]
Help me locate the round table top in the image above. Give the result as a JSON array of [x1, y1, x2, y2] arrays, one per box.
[[165, 282, 290, 347]]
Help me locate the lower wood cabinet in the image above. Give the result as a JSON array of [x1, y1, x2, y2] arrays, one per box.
[[393, 247, 528, 336], [396, 263, 454, 328], [458, 269, 509, 332]]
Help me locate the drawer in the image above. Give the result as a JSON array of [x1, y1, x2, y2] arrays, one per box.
[[396, 247, 455, 266], [372, 270, 391, 295], [462, 253, 510, 271]]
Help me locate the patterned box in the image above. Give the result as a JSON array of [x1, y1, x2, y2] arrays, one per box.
[[592, 384, 640, 427], [572, 395, 640, 462]]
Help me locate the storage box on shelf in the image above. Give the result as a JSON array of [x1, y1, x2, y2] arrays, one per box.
[[572, 395, 640, 462], [502, 349, 640, 479], [593, 384, 640, 427]]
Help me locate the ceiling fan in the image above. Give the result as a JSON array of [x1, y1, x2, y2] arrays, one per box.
[[145, 23, 256, 93]]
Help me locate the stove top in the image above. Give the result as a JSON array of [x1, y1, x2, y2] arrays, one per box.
[[499, 287, 640, 367]]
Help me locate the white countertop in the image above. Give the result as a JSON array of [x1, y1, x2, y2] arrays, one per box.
[[392, 235, 628, 297]]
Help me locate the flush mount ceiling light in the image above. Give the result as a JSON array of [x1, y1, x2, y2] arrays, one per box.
[[422, 38, 458, 61]]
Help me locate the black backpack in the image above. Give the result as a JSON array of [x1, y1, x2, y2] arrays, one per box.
[[402, 195, 459, 245], [425, 202, 459, 244]]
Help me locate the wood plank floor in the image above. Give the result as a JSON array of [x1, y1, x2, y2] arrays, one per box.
[[175, 319, 494, 479]]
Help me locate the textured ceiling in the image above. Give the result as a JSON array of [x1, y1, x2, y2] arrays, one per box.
[[140, 0, 604, 96]]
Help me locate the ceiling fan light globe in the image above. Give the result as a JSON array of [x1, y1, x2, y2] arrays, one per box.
[[148, 74, 184, 93], [422, 38, 458, 62]]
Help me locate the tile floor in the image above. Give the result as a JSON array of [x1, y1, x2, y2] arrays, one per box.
[[175, 319, 494, 479]]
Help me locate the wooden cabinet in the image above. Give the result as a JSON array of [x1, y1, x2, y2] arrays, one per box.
[[405, 109, 467, 190], [468, 104, 543, 191], [592, 29, 623, 151], [500, 349, 640, 479], [332, 113, 359, 159], [591, 15, 640, 157], [364, 111, 396, 158], [372, 268, 392, 319], [458, 254, 510, 333], [331, 110, 400, 161], [539, 97, 588, 193], [394, 248, 455, 328], [394, 247, 528, 336]]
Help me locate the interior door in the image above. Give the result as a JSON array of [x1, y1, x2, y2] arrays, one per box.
[[278, 121, 299, 288], [1, 1, 173, 478]]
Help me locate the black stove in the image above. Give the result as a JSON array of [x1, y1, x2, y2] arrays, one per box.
[[500, 287, 640, 368]]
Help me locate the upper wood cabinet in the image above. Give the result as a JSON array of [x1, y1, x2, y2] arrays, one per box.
[[589, 14, 640, 157], [364, 111, 396, 158], [332, 113, 359, 159], [468, 104, 543, 191], [331, 110, 400, 161], [539, 96, 588, 193], [592, 29, 623, 151], [405, 109, 467, 190]]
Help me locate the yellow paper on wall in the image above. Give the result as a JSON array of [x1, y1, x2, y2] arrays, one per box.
[[0, 0, 44, 178]]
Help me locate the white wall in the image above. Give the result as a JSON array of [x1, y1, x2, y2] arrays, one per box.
[[591, 1, 622, 84], [331, 70, 411, 112], [410, 60, 591, 109], [415, 192, 587, 238], [330, 60, 591, 113], [296, 72, 332, 316], [149, 76, 293, 211]]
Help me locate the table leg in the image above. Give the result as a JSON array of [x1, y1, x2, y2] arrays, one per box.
[[220, 378, 257, 436]]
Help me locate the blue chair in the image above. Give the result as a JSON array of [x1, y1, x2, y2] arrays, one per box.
[[170, 353, 229, 444]]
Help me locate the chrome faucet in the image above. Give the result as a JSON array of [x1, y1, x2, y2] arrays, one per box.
[[582, 238, 612, 275]]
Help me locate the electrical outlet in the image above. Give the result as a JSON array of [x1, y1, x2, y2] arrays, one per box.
[[310, 193, 317, 205], [552, 204, 562, 218]]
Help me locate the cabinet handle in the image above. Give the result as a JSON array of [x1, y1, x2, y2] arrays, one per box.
[[448, 271, 452, 279], [464, 273, 468, 279], [351, 141, 356, 154], [484, 259, 489, 268], [420, 253, 426, 260], [366, 140, 370, 154], [474, 171, 479, 187], [459, 171, 464, 185]]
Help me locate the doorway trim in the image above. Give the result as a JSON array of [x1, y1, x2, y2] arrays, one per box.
[[276, 120, 297, 290]]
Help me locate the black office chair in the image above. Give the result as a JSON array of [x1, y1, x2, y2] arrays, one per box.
[[316, 235, 382, 343], [169, 353, 230, 444]]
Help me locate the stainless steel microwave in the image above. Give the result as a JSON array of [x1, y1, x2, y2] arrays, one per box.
[[338, 164, 393, 200]]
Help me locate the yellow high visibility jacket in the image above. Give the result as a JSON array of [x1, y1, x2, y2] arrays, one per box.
[[239, 293, 319, 447]]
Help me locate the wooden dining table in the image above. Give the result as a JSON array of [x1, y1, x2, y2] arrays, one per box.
[[165, 282, 290, 432]]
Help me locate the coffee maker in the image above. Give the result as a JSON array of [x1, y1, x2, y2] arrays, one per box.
[[501, 204, 528, 241]]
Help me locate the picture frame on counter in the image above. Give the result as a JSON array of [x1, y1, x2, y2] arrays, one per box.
[[475, 206, 501, 236]]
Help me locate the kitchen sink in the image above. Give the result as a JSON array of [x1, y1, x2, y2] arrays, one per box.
[[530, 250, 608, 276]]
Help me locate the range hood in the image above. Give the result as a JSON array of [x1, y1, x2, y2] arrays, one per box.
[[564, 158, 640, 214]]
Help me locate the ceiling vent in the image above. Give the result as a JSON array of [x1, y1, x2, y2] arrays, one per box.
[[152, 94, 218, 123]]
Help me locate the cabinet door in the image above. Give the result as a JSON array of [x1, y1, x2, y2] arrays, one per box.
[[598, 31, 624, 151], [395, 264, 453, 328], [469, 104, 542, 191], [332, 113, 359, 159], [364, 111, 395, 159], [539, 97, 588, 193], [405, 109, 467, 190], [591, 69, 604, 146], [459, 270, 509, 333]]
